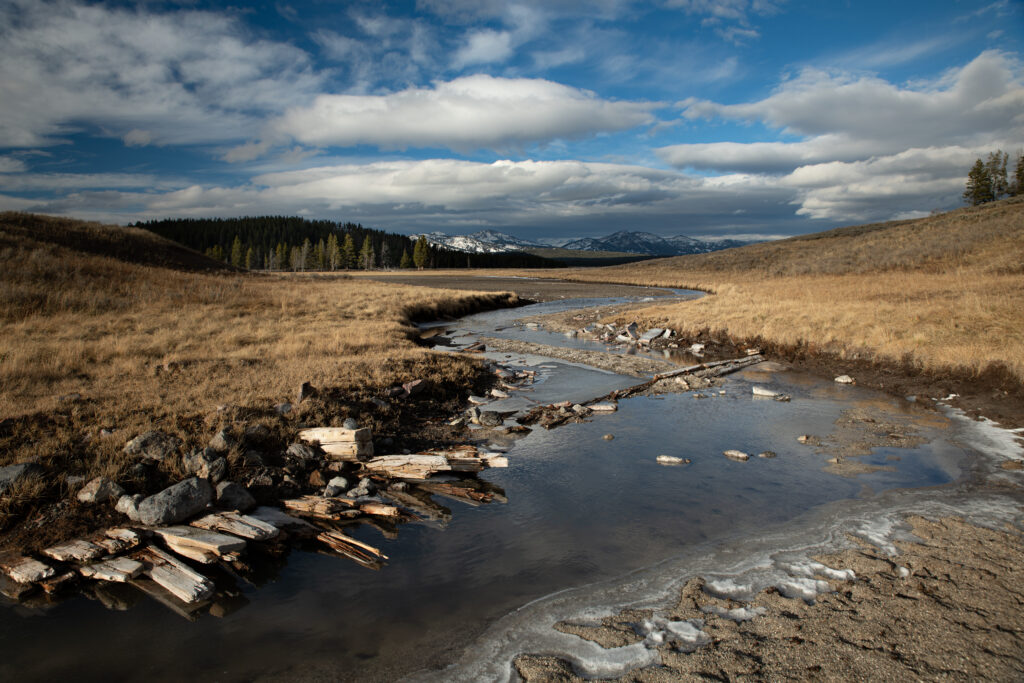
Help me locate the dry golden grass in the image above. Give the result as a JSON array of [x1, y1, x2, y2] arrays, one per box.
[[516, 197, 1024, 382], [0, 214, 515, 499]]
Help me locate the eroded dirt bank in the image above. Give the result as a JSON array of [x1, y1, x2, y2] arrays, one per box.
[[515, 515, 1024, 682]]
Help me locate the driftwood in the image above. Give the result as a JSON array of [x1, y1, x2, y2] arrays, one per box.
[[191, 511, 280, 542], [154, 526, 247, 555], [317, 530, 387, 570], [417, 481, 496, 507], [134, 546, 215, 604], [298, 427, 374, 460], [80, 557, 144, 583], [130, 577, 210, 621], [43, 539, 105, 563], [282, 495, 400, 521], [0, 554, 56, 584], [364, 453, 508, 480], [380, 489, 453, 524], [610, 354, 766, 400]]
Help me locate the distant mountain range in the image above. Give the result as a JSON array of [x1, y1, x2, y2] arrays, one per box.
[[417, 229, 750, 256]]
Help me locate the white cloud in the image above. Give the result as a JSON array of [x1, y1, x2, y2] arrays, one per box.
[[0, 156, 27, 173], [0, 0, 324, 148], [265, 75, 660, 152], [664, 0, 781, 43], [0, 172, 182, 192], [453, 30, 515, 67]]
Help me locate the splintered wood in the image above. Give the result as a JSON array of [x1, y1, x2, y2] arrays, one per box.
[[364, 450, 508, 479], [299, 427, 374, 460], [134, 546, 215, 604], [317, 530, 388, 570]]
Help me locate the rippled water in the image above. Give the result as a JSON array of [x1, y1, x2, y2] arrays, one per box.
[[0, 290, 991, 682]]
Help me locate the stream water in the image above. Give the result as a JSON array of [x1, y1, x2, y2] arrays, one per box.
[[1, 286, 1021, 682]]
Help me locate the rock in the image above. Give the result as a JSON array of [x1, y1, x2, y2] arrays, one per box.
[[208, 429, 236, 453], [745, 348, 761, 356], [308, 470, 326, 487], [603, 433, 615, 441], [215, 481, 256, 512], [571, 404, 590, 415], [662, 329, 674, 339], [480, 411, 504, 427], [123, 430, 182, 462], [449, 417, 466, 427], [638, 328, 664, 344], [137, 477, 214, 526], [297, 381, 317, 403], [324, 476, 350, 497], [243, 424, 272, 444], [115, 494, 144, 522], [275, 402, 293, 416], [797, 434, 817, 444], [490, 389, 509, 399], [466, 406, 481, 420], [757, 451, 778, 459], [467, 395, 488, 405], [723, 450, 750, 461], [242, 450, 265, 468], [386, 386, 405, 398], [346, 478, 376, 498], [370, 397, 389, 410], [286, 442, 318, 462], [403, 379, 427, 396], [690, 343, 705, 354], [589, 403, 618, 412], [999, 460, 1023, 471], [0, 461, 43, 495], [183, 449, 228, 483], [77, 476, 125, 504], [657, 455, 690, 465], [835, 375, 855, 384], [625, 322, 639, 339], [342, 417, 360, 430], [66, 474, 86, 486], [752, 386, 781, 398]]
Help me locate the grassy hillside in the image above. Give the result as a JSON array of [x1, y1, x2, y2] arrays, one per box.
[[0, 213, 513, 529], [539, 197, 1024, 384]]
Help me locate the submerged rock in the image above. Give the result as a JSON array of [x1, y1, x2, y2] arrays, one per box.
[[723, 450, 750, 461], [138, 477, 214, 526], [479, 411, 504, 427], [757, 451, 778, 459]]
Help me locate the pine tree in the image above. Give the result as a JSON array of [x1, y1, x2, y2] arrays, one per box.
[[399, 249, 413, 269], [1010, 152, 1024, 197], [963, 159, 994, 205], [359, 236, 375, 270], [245, 246, 254, 271], [341, 233, 356, 269], [413, 235, 429, 270], [326, 233, 341, 270], [229, 235, 244, 268], [985, 151, 1009, 199]]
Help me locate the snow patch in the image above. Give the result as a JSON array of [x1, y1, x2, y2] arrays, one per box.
[[701, 604, 767, 622]]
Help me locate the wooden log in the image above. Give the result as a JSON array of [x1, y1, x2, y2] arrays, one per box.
[[154, 527, 247, 555], [248, 506, 316, 536], [0, 554, 56, 584], [316, 530, 386, 569], [417, 481, 494, 507], [380, 489, 452, 524], [130, 577, 209, 621], [282, 495, 355, 519], [43, 539, 105, 563], [134, 546, 215, 604], [163, 540, 219, 565], [191, 512, 280, 542], [94, 528, 141, 555], [358, 501, 401, 518], [299, 427, 372, 444], [319, 441, 374, 460], [80, 557, 144, 583], [363, 454, 451, 479]]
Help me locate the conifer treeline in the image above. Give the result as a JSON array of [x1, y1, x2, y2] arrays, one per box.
[[134, 216, 560, 270]]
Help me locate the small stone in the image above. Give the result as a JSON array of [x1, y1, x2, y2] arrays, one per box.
[[208, 429, 236, 453], [137, 477, 214, 525], [603, 434, 615, 441], [287, 442, 318, 462], [183, 449, 228, 483], [752, 386, 782, 398], [490, 389, 509, 399], [342, 417, 360, 430], [757, 451, 778, 459], [835, 375, 855, 384], [77, 476, 125, 504], [123, 430, 181, 462], [403, 379, 427, 396], [690, 343, 705, 354], [115, 494, 144, 522], [0, 461, 43, 495], [346, 477, 376, 498], [467, 395, 488, 405], [324, 476, 350, 497], [589, 403, 617, 412], [215, 481, 256, 512], [275, 402, 293, 416], [797, 434, 816, 444], [656, 455, 690, 465], [745, 348, 761, 356], [244, 424, 272, 443], [308, 470, 326, 488], [723, 450, 750, 461], [370, 397, 389, 410], [571, 404, 589, 415], [999, 460, 1023, 471], [297, 381, 317, 403], [479, 411, 504, 427]]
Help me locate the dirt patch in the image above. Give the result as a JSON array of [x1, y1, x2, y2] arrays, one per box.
[[516, 515, 1024, 682]]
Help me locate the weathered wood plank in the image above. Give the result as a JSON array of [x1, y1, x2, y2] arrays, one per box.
[[191, 512, 280, 542], [43, 539, 105, 563], [299, 427, 372, 444], [154, 526, 247, 554], [380, 489, 452, 524], [0, 554, 56, 584], [317, 530, 386, 569], [248, 506, 315, 536], [319, 441, 374, 459], [163, 540, 219, 565], [80, 556, 144, 583], [135, 546, 215, 604], [130, 577, 209, 621]]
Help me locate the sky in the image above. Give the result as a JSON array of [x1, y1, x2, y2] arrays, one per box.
[[0, 0, 1021, 241]]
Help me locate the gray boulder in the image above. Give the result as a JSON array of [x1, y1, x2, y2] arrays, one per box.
[[115, 493, 144, 521], [137, 477, 213, 526], [123, 430, 182, 461], [286, 442, 318, 462], [183, 448, 228, 483], [324, 476, 350, 497], [77, 476, 125, 504], [479, 411, 504, 427], [342, 417, 359, 430], [346, 477, 376, 498], [0, 461, 42, 495], [215, 481, 256, 512]]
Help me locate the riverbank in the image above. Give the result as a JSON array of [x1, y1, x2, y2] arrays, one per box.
[[515, 514, 1024, 682]]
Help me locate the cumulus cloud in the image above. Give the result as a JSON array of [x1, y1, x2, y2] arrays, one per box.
[[453, 30, 515, 67], [0, 0, 324, 148], [265, 75, 660, 152]]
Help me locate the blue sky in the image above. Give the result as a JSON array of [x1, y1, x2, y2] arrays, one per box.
[[0, 0, 1021, 240]]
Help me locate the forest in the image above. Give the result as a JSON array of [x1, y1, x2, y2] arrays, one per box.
[[135, 216, 561, 270]]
